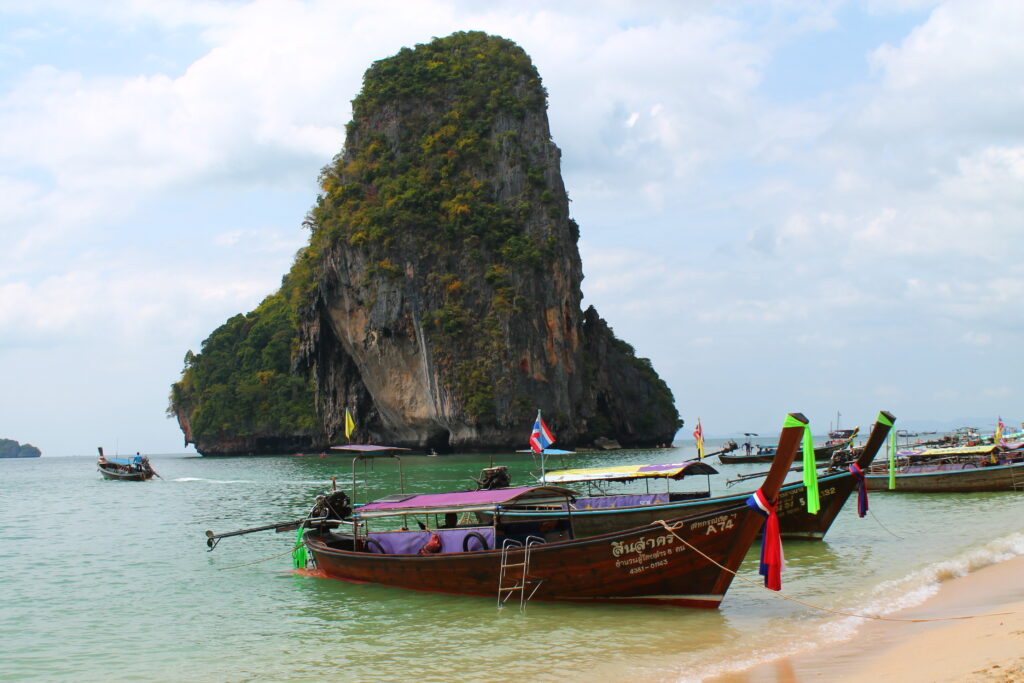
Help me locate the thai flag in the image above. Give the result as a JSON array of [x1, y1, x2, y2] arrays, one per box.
[[530, 411, 555, 454]]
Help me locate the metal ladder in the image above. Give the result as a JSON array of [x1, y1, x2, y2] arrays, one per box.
[[497, 536, 545, 611]]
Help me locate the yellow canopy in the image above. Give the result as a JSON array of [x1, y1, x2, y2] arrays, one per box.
[[542, 460, 717, 484], [919, 444, 998, 456]]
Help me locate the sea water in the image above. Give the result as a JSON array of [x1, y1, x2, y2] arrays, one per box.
[[2, 442, 1022, 682]]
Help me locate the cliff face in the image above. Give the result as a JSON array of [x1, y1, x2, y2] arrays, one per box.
[[294, 32, 681, 451]]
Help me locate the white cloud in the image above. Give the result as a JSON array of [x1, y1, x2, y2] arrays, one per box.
[[0, 262, 275, 349]]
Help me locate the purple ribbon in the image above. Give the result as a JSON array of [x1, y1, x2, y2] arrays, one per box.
[[848, 463, 868, 518]]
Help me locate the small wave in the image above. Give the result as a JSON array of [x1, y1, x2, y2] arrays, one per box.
[[863, 531, 1024, 614], [171, 477, 355, 486], [682, 531, 1024, 682]]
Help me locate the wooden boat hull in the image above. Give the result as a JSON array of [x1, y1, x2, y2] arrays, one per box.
[[717, 452, 777, 464], [719, 442, 846, 465], [98, 464, 152, 481], [865, 461, 1024, 492], [504, 470, 858, 540], [305, 503, 766, 608]]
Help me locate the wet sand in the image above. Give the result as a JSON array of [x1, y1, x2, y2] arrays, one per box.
[[713, 554, 1024, 683]]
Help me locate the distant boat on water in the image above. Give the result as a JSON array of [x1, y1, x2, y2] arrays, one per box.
[[97, 447, 160, 481]]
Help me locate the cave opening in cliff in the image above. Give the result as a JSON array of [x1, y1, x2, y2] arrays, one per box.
[[425, 429, 451, 455]]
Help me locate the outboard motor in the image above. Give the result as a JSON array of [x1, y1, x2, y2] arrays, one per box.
[[312, 490, 352, 521], [472, 466, 510, 490]]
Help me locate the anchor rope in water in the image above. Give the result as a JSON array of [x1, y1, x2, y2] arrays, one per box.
[[869, 509, 905, 540], [198, 546, 299, 571], [652, 519, 1011, 623]]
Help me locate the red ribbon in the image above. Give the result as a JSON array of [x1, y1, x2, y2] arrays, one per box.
[[747, 489, 783, 591]]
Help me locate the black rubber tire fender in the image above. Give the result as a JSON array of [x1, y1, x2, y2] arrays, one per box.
[[462, 531, 488, 552], [365, 538, 385, 554]]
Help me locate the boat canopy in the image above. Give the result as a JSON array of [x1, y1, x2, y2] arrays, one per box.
[[101, 458, 139, 466], [514, 448, 576, 455], [354, 485, 576, 519], [542, 460, 718, 484], [917, 446, 995, 456]]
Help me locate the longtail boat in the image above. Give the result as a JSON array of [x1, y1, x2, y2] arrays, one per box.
[[521, 411, 893, 540], [865, 445, 1024, 492], [96, 447, 158, 481], [718, 435, 857, 465], [292, 413, 808, 608]]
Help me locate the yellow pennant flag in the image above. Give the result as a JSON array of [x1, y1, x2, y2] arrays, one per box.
[[345, 408, 355, 440]]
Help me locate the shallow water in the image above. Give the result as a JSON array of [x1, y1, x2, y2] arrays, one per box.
[[2, 443, 1022, 682]]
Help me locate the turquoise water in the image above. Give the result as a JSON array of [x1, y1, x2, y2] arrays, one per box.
[[2, 444, 1023, 682]]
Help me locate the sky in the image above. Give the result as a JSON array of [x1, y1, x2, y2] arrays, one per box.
[[2, 0, 1022, 456]]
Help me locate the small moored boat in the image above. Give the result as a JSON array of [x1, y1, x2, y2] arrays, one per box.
[[865, 445, 1024, 492], [718, 433, 857, 465]]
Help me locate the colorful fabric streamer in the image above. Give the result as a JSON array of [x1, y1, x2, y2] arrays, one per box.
[[292, 526, 307, 569], [783, 414, 819, 514], [848, 463, 868, 518], [746, 489, 784, 590]]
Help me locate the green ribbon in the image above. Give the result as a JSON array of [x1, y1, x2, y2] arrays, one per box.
[[877, 411, 897, 490], [292, 526, 307, 569], [784, 414, 819, 514]]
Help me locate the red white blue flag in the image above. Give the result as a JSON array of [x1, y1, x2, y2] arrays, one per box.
[[530, 411, 555, 454]]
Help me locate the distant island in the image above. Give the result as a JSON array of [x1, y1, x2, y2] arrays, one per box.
[[1, 438, 41, 458], [169, 31, 682, 456]]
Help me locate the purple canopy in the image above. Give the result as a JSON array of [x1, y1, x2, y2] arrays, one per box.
[[356, 485, 575, 518], [330, 444, 411, 452]]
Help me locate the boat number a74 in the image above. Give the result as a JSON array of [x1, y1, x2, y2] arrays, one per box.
[[703, 515, 735, 535]]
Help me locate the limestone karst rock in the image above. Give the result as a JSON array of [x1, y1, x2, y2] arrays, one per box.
[[171, 32, 681, 455], [293, 32, 681, 451]]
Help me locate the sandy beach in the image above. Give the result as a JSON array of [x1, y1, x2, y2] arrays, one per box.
[[714, 554, 1024, 683]]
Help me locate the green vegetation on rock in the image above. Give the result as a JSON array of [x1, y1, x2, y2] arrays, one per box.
[[168, 31, 682, 452], [168, 274, 318, 445], [300, 31, 560, 422]]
